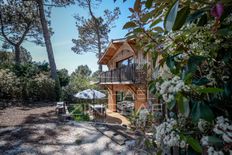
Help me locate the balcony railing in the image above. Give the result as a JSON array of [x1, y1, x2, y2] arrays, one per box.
[[99, 64, 146, 84]]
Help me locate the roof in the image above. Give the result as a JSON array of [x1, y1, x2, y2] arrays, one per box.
[[98, 38, 136, 65]]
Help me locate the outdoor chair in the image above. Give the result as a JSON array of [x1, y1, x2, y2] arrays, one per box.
[[56, 101, 66, 115]]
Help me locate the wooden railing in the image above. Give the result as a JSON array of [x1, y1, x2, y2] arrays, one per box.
[[99, 64, 146, 84]]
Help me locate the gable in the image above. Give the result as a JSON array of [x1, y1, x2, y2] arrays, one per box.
[[98, 39, 136, 65]]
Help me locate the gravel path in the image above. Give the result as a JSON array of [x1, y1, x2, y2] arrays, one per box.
[[0, 104, 134, 155]]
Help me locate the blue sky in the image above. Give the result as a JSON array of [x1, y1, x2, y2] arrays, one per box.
[[23, 0, 135, 74]]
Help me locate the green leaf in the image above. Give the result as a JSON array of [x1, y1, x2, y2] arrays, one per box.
[[149, 18, 162, 28], [133, 27, 144, 33], [166, 55, 176, 70], [184, 73, 192, 84], [218, 28, 232, 37], [134, 0, 141, 12], [176, 93, 190, 117], [149, 81, 156, 94], [125, 31, 134, 37], [208, 136, 223, 146], [141, 13, 151, 22], [123, 21, 137, 29], [186, 7, 208, 23], [145, 0, 153, 9], [153, 26, 164, 33], [191, 101, 214, 122], [192, 77, 210, 86], [157, 150, 162, 155], [167, 100, 176, 110], [196, 87, 224, 93], [187, 137, 202, 153], [172, 6, 190, 30], [164, 0, 179, 32], [187, 56, 206, 73]]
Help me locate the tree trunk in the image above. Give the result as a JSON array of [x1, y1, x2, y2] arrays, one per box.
[[86, 1, 102, 72], [97, 33, 102, 72], [37, 0, 57, 80], [15, 45, 20, 65], [95, 22, 102, 72]]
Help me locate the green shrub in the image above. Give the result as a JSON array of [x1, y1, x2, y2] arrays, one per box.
[[0, 68, 56, 102], [26, 73, 56, 101], [0, 69, 21, 99]]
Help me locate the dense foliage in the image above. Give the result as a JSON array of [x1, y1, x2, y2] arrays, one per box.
[[0, 60, 56, 102], [0, 50, 98, 104], [124, 0, 232, 154], [61, 65, 98, 102]]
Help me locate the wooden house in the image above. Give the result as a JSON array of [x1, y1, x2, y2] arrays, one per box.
[[98, 38, 153, 112]]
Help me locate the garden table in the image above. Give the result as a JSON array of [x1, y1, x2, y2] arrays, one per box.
[[89, 104, 106, 117]]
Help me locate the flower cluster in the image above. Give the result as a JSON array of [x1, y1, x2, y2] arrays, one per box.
[[213, 116, 232, 143], [198, 119, 210, 133], [208, 147, 224, 155], [155, 118, 186, 148], [201, 136, 209, 146], [156, 76, 189, 103], [200, 116, 232, 155]]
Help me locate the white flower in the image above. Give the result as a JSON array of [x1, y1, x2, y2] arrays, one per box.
[[218, 151, 224, 155], [155, 119, 180, 147], [222, 134, 232, 143], [139, 108, 149, 121], [160, 81, 170, 94], [208, 147, 215, 155], [180, 140, 186, 148], [168, 85, 174, 93], [201, 136, 208, 146], [228, 125, 232, 130], [198, 119, 209, 132], [213, 125, 224, 135], [155, 82, 160, 91], [162, 94, 169, 102]]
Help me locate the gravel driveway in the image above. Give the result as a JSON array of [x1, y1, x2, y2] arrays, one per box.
[[0, 103, 133, 155]]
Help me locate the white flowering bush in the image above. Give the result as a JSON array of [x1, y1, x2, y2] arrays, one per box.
[[125, 0, 232, 154], [155, 118, 187, 148], [155, 76, 190, 103], [199, 116, 232, 155], [0, 69, 21, 99]]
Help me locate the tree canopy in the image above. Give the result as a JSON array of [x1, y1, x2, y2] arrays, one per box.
[[0, 0, 43, 64], [72, 0, 120, 71], [71, 65, 92, 78]]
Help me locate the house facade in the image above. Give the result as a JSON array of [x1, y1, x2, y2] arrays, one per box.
[[98, 38, 153, 113]]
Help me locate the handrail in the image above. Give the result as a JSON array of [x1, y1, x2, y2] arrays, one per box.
[[99, 64, 146, 84]]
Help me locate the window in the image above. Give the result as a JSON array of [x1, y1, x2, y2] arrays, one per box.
[[116, 57, 134, 68]]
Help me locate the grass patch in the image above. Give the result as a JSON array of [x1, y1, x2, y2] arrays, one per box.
[[68, 103, 90, 121]]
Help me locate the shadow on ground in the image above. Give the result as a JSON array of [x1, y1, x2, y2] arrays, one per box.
[[0, 103, 133, 155]]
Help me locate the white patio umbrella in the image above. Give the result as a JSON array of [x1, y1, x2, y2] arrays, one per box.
[[74, 89, 106, 99]]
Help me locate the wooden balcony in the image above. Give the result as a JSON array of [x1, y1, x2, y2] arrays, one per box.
[[99, 64, 146, 84]]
